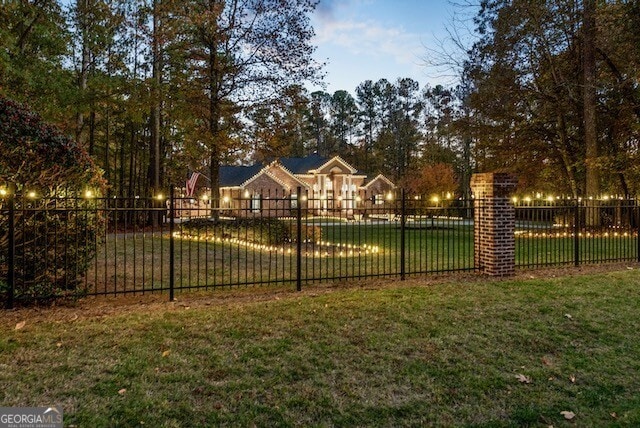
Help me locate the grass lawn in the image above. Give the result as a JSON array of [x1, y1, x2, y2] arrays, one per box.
[[2, 267, 640, 426]]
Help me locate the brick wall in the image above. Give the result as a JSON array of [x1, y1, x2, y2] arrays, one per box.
[[470, 173, 518, 276]]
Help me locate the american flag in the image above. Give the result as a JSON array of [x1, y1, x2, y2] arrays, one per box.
[[185, 172, 200, 197]]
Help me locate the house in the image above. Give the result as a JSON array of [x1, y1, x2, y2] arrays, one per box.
[[217, 154, 396, 217]]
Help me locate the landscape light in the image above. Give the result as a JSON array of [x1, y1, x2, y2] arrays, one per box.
[[445, 192, 452, 200], [431, 195, 439, 203], [511, 196, 518, 203], [0, 188, 7, 197], [546, 195, 554, 202], [27, 191, 37, 199], [84, 189, 94, 199]]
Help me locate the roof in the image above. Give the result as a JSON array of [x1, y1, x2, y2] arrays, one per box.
[[279, 153, 328, 174], [219, 164, 264, 187], [362, 174, 396, 188]]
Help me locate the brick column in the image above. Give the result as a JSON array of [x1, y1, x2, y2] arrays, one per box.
[[470, 173, 518, 276]]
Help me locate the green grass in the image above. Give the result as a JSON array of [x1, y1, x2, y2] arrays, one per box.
[[2, 269, 640, 426], [82, 220, 638, 296]]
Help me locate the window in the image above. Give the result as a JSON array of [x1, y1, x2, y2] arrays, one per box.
[[290, 194, 298, 209], [251, 194, 261, 212], [375, 194, 384, 205]]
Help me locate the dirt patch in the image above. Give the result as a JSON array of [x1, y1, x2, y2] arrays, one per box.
[[2, 263, 637, 328]]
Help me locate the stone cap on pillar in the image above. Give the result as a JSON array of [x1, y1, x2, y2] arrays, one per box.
[[470, 172, 518, 198]]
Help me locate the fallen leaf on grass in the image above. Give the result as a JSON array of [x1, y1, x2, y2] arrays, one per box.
[[118, 388, 127, 395], [162, 350, 171, 357], [515, 374, 532, 384], [15, 321, 26, 330], [564, 313, 573, 320], [610, 412, 617, 419], [569, 374, 576, 383], [560, 411, 576, 420]]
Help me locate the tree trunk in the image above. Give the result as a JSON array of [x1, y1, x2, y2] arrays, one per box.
[[583, 0, 600, 225], [150, 0, 162, 226]]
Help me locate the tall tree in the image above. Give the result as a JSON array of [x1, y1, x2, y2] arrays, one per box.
[[167, 0, 321, 210], [355, 80, 379, 169]]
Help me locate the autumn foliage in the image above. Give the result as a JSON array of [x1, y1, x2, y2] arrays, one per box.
[[403, 163, 457, 198], [1, 96, 105, 303]]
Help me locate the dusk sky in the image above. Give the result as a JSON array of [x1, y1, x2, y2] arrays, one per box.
[[308, 0, 473, 94]]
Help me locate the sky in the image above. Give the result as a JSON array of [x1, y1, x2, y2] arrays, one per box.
[[308, 0, 470, 95]]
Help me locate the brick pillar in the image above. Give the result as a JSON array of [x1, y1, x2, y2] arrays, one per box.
[[470, 173, 518, 276]]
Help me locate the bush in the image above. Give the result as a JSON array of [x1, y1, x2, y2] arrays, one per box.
[[0, 96, 105, 304], [180, 217, 323, 246]]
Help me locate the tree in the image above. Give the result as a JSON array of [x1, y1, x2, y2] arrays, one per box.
[[166, 0, 322, 212], [462, 0, 640, 197], [355, 80, 379, 168], [0, 96, 105, 302], [0, 0, 70, 121]]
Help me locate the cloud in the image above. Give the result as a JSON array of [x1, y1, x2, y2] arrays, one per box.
[[316, 0, 339, 22], [313, 18, 421, 66]]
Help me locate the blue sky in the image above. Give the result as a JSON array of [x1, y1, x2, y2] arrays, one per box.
[[309, 0, 468, 95]]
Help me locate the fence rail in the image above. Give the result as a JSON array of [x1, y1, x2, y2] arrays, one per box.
[[1, 188, 639, 307]]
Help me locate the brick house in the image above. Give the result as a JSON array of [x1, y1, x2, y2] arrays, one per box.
[[217, 154, 396, 217]]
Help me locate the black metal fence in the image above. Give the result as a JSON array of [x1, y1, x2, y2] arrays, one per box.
[[514, 197, 640, 267], [1, 189, 639, 307]]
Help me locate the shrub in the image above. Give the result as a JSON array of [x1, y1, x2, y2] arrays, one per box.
[[0, 96, 105, 304], [180, 217, 323, 246]]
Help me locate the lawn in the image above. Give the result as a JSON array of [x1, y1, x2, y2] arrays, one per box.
[[80, 217, 638, 297], [2, 268, 640, 426]]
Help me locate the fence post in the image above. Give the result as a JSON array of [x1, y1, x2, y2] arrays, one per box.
[[169, 185, 175, 301], [400, 189, 406, 280], [6, 188, 15, 309], [296, 186, 302, 292], [470, 173, 518, 276], [636, 199, 640, 263], [574, 198, 580, 267]]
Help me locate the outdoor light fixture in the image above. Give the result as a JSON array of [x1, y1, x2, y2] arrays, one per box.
[[27, 191, 37, 199], [244, 190, 250, 198], [547, 196, 554, 202], [223, 196, 230, 203], [445, 192, 452, 200], [156, 193, 165, 201], [0, 188, 7, 197], [84, 189, 94, 199], [201, 194, 209, 201], [511, 196, 518, 203], [355, 196, 362, 202], [386, 192, 393, 201], [431, 195, 439, 203], [301, 195, 308, 201]]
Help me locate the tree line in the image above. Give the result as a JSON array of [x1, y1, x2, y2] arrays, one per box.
[[1, 0, 639, 200]]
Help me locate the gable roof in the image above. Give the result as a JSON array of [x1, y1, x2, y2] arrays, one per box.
[[279, 153, 327, 174], [362, 174, 396, 189], [219, 164, 264, 187]]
